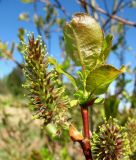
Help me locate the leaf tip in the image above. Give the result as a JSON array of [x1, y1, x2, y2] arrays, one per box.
[[120, 65, 126, 73]]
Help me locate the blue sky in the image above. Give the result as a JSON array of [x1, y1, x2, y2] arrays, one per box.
[[0, 0, 136, 84]]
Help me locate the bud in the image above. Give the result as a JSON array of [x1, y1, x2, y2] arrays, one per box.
[[69, 125, 84, 142]]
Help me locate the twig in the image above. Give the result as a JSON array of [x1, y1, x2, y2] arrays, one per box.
[[80, 105, 93, 160], [103, 0, 110, 14], [78, 0, 136, 27], [54, 0, 71, 19], [79, 99, 96, 160], [79, 0, 90, 14], [81, 106, 90, 138], [103, 0, 124, 29]]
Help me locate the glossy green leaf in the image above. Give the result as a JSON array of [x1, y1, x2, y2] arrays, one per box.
[[48, 57, 77, 89], [64, 13, 104, 67], [86, 65, 126, 95], [101, 34, 113, 62]]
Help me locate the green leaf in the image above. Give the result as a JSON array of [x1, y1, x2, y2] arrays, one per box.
[[61, 56, 70, 71], [86, 65, 125, 95], [70, 100, 78, 107], [101, 34, 113, 62], [94, 97, 104, 104], [48, 57, 77, 89], [64, 13, 104, 67]]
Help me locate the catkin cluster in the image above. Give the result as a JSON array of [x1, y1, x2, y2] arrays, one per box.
[[22, 35, 71, 131]]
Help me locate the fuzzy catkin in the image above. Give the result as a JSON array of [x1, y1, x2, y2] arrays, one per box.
[[22, 35, 71, 132], [126, 118, 136, 159], [92, 118, 130, 160]]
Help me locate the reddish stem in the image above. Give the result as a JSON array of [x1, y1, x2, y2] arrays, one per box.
[[80, 105, 93, 160], [81, 107, 90, 138]]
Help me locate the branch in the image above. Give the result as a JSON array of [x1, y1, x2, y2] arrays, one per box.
[[80, 102, 95, 160], [40, 0, 70, 19], [78, 0, 136, 27], [81, 106, 90, 138], [79, 0, 90, 14], [54, 0, 71, 19], [103, 0, 124, 29]]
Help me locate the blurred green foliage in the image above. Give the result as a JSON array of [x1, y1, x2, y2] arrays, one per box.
[[5, 67, 24, 96]]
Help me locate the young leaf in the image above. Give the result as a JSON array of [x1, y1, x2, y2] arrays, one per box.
[[70, 100, 78, 107], [86, 65, 125, 95], [48, 57, 77, 89], [101, 34, 113, 62], [64, 13, 104, 67]]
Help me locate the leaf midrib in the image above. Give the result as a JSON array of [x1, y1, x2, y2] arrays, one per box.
[[70, 25, 84, 66]]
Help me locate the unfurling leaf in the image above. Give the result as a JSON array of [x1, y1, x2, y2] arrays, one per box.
[[86, 65, 126, 95], [70, 100, 79, 107], [101, 34, 113, 62], [64, 13, 104, 67]]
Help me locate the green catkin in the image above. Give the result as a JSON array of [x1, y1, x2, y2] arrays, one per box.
[[92, 117, 130, 160], [22, 34, 71, 133]]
